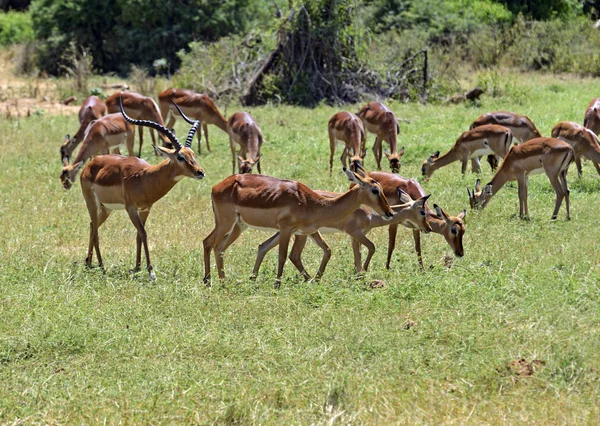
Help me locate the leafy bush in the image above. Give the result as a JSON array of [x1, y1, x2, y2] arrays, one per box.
[[0, 11, 33, 45]]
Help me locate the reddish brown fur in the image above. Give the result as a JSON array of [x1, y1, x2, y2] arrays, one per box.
[[470, 111, 542, 142], [358, 102, 404, 172], [227, 112, 264, 174], [60, 96, 107, 162], [551, 121, 600, 177], [328, 112, 366, 175], [583, 98, 600, 135]]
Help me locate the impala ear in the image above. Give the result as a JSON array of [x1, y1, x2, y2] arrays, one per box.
[[484, 184, 493, 196], [433, 151, 440, 159], [154, 145, 173, 158], [398, 147, 405, 156], [427, 155, 436, 165], [344, 167, 364, 186], [457, 209, 466, 220], [252, 154, 261, 163], [466, 187, 472, 198], [415, 194, 431, 208], [434, 203, 451, 223], [397, 188, 413, 204], [65, 134, 70, 140], [475, 178, 481, 192], [238, 155, 245, 164], [72, 161, 84, 173], [384, 150, 391, 159]]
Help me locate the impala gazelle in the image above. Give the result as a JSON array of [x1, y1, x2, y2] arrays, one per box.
[[60, 113, 135, 190], [358, 101, 405, 172], [60, 95, 106, 163], [105, 91, 170, 156], [202, 169, 394, 288], [250, 188, 431, 276], [228, 112, 264, 174], [467, 179, 483, 209], [421, 124, 513, 179], [79, 98, 205, 280], [471, 138, 574, 219], [328, 111, 367, 176], [551, 121, 600, 177], [583, 98, 600, 135], [158, 88, 228, 154], [365, 171, 466, 269]]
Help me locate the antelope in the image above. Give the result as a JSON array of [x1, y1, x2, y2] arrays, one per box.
[[358, 101, 405, 172], [60, 95, 106, 163], [583, 98, 600, 135], [250, 188, 432, 276], [470, 111, 542, 170], [551, 121, 600, 177], [471, 138, 574, 219], [79, 99, 205, 280], [202, 169, 394, 288], [421, 124, 513, 179], [467, 179, 483, 209], [158, 88, 228, 154], [366, 171, 466, 269], [60, 113, 135, 190], [328, 111, 367, 176], [105, 91, 169, 156], [228, 112, 264, 174]]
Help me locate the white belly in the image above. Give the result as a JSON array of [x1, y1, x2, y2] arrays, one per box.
[[527, 167, 545, 176], [244, 223, 278, 233], [469, 147, 493, 159], [102, 203, 126, 210]]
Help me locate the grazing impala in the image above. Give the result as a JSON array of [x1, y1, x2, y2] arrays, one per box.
[[79, 99, 205, 280], [105, 91, 169, 156], [202, 169, 394, 288], [60, 113, 135, 190], [250, 188, 431, 276], [583, 98, 600, 135], [421, 124, 513, 179], [228, 112, 264, 174], [328, 111, 366, 176], [366, 171, 466, 268], [158, 88, 228, 154], [551, 121, 600, 177], [358, 101, 405, 172], [467, 179, 483, 209], [60, 95, 106, 163], [471, 138, 574, 219]]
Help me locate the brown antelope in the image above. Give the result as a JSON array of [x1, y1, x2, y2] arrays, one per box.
[[421, 124, 513, 179], [551, 121, 600, 177], [202, 169, 394, 288], [250, 188, 432, 276], [470, 111, 542, 170], [60, 95, 106, 163], [158, 88, 228, 154], [228, 112, 264, 174], [366, 171, 466, 268], [583, 98, 600, 135], [328, 112, 366, 176], [79, 99, 205, 280], [60, 113, 135, 190], [471, 138, 574, 219], [105, 91, 169, 156], [358, 101, 405, 172], [467, 179, 483, 209]]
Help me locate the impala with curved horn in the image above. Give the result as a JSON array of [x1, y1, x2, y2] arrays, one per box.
[[78, 97, 205, 280]]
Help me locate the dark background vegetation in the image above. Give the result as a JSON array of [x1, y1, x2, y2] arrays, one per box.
[[0, 0, 599, 104]]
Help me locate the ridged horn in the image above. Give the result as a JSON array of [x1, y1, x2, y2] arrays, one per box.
[[170, 100, 200, 148], [120, 96, 181, 150]]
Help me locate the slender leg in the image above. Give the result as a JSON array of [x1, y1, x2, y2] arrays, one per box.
[[329, 132, 336, 177], [203, 215, 237, 284], [166, 115, 176, 129], [471, 156, 482, 174], [413, 230, 424, 269], [593, 160, 600, 177], [386, 224, 398, 269], [149, 129, 156, 150], [288, 235, 311, 280], [548, 173, 565, 220], [126, 205, 155, 280], [252, 232, 281, 278], [214, 223, 246, 277], [372, 137, 382, 170], [560, 169, 571, 220], [196, 121, 203, 154], [308, 232, 332, 279], [462, 158, 469, 175], [349, 230, 375, 272], [203, 123, 210, 152], [351, 238, 363, 272], [575, 155, 582, 178], [137, 126, 144, 158], [84, 197, 110, 268], [257, 156, 262, 174], [125, 133, 135, 157], [135, 209, 151, 271], [229, 136, 237, 175], [340, 147, 349, 170], [517, 173, 527, 218], [275, 229, 293, 288]]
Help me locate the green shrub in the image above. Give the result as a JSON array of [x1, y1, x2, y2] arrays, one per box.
[[0, 11, 33, 46]]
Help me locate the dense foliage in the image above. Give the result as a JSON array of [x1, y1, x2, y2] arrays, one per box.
[[0, 10, 32, 45]]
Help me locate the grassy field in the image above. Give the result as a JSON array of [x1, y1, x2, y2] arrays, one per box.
[[0, 71, 598, 424]]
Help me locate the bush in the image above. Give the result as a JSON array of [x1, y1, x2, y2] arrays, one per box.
[[0, 11, 33, 46]]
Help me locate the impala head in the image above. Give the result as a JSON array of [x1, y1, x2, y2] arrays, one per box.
[[237, 154, 261, 174], [396, 188, 432, 233], [434, 204, 466, 257], [60, 161, 84, 190], [344, 167, 394, 220], [120, 97, 205, 180], [421, 151, 440, 179], [385, 147, 405, 173], [467, 179, 483, 209], [60, 134, 76, 164]]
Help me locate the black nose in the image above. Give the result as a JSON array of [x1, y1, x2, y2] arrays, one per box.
[[196, 170, 205, 178], [455, 251, 464, 257]]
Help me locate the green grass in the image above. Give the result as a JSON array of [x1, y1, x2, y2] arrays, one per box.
[[0, 72, 599, 424]]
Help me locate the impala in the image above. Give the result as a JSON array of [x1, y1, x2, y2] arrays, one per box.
[[467, 179, 483, 209], [551, 121, 600, 177], [366, 171, 466, 268], [250, 188, 431, 276], [228, 112, 264, 174], [105, 91, 169, 156], [421, 124, 513, 179], [202, 169, 394, 288], [79, 99, 205, 280], [583, 98, 600, 135], [471, 138, 574, 219], [358, 101, 405, 172], [328, 111, 366, 176], [60, 113, 135, 190], [60, 95, 106, 163], [158, 88, 228, 154]]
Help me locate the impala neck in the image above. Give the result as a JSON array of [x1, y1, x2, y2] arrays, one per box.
[[488, 170, 510, 197], [430, 150, 459, 172], [141, 160, 185, 204], [315, 186, 371, 225], [368, 204, 410, 228], [426, 213, 449, 235]]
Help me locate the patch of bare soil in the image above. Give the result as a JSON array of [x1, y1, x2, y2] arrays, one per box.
[[368, 279, 386, 289], [502, 358, 546, 377], [0, 97, 80, 118]]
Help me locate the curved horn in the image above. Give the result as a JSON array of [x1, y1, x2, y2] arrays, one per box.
[[170, 100, 200, 148], [120, 96, 181, 150]]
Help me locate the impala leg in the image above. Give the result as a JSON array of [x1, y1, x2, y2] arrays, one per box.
[[413, 230, 424, 269], [229, 136, 237, 175], [560, 169, 571, 220], [352, 231, 375, 272], [203, 123, 210, 153], [385, 224, 398, 269], [462, 157, 469, 175], [548, 173, 565, 220], [574, 154, 582, 178], [308, 232, 331, 280], [593, 160, 600, 177], [372, 137, 382, 170], [196, 120, 203, 154], [340, 147, 349, 170], [134, 209, 150, 271], [203, 216, 236, 284], [215, 223, 245, 277], [274, 229, 293, 288], [351, 237, 363, 272], [166, 114, 176, 129], [137, 126, 144, 158], [289, 235, 311, 281], [126, 205, 155, 280], [252, 232, 281, 278], [471, 156, 482, 174], [517, 173, 528, 218], [329, 131, 336, 177], [92, 207, 110, 268], [126, 133, 135, 157]]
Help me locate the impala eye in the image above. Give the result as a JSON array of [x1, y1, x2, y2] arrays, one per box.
[[420, 209, 426, 216], [371, 188, 380, 195], [451, 227, 458, 235], [177, 154, 185, 162]]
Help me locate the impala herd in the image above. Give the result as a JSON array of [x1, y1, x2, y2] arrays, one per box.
[[58, 89, 600, 287]]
